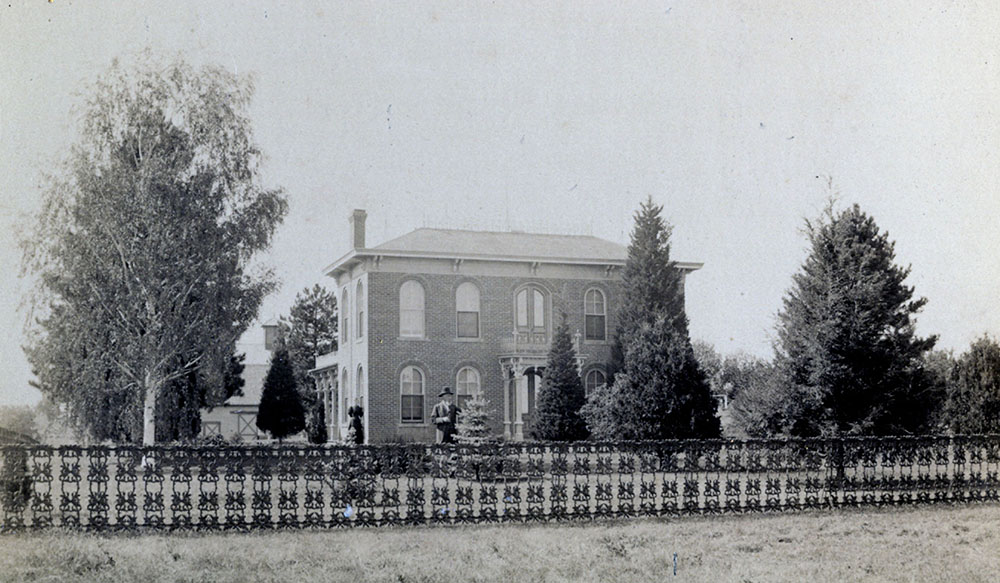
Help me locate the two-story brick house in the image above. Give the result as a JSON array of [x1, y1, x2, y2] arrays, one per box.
[[310, 210, 701, 443]]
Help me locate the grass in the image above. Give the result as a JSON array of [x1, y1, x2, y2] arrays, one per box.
[[1, 504, 998, 582]]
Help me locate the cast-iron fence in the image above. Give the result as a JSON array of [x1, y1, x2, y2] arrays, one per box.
[[2, 435, 999, 532]]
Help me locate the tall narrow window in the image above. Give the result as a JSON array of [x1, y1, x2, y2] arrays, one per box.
[[399, 280, 425, 338], [455, 367, 480, 409], [341, 288, 349, 345], [356, 280, 365, 339], [515, 286, 547, 333], [456, 282, 480, 338], [356, 365, 365, 411], [585, 369, 606, 397], [400, 366, 424, 423], [340, 369, 349, 424], [584, 289, 607, 341]]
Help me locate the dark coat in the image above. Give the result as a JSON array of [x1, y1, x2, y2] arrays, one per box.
[[347, 405, 364, 445], [431, 400, 459, 443]]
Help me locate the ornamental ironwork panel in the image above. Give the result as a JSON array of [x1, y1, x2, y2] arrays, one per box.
[[1, 435, 999, 532]]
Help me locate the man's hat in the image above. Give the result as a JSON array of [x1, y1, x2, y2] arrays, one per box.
[[438, 387, 453, 397]]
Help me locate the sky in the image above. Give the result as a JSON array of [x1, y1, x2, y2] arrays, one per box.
[[1, 1, 998, 407]]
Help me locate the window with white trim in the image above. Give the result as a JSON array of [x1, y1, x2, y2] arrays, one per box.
[[584, 288, 606, 341], [455, 366, 480, 409], [341, 288, 349, 345], [356, 280, 365, 339], [340, 369, 349, 424], [400, 366, 425, 423], [515, 286, 547, 335], [456, 282, 480, 338], [399, 280, 425, 338]]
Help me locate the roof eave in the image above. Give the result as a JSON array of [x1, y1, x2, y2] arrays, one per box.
[[325, 248, 703, 273]]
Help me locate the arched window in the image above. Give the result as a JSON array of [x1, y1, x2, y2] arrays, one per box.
[[584, 289, 606, 341], [584, 369, 606, 397], [456, 282, 480, 338], [399, 280, 425, 338], [455, 367, 481, 409], [356, 280, 365, 339], [515, 286, 547, 334], [356, 365, 364, 405], [340, 368, 349, 424], [400, 366, 424, 423], [341, 288, 349, 345]]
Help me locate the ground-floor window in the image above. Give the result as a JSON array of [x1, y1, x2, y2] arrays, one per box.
[[236, 412, 261, 439], [400, 366, 425, 423], [200, 421, 221, 437]]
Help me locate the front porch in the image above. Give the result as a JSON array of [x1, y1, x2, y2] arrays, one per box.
[[498, 330, 585, 441]]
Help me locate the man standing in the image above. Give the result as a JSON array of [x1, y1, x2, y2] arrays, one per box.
[[432, 387, 459, 444]]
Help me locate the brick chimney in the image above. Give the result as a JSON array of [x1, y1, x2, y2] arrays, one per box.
[[349, 209, 367, 249]]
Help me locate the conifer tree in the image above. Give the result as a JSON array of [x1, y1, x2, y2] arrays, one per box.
[[588, 316, 720, 440], [256, 346, 305, 441], [456, 394, 492, 445], [280, 285, 338, 391], [533, 319, 588, 441], [586, 197, 719, 439], [774, 203, 938, 436], [946, 336, 1000, 434], [610, 197, 687, 381]]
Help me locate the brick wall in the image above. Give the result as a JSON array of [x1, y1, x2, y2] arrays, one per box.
[[365, 269, 622, 443]]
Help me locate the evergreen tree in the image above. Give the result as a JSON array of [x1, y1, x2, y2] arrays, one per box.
[[456, 394, 492, 445], [775, 203, 938, 436], [280, 285, 338, 391], [586, 197, 718, 439], [946, 336, 1000, 434], [586, 316, 720, 440], [532, 319, 588, 441], [256, 346, 305, 441], [157, 352, 246, 442], [610, 197, 687, 382]]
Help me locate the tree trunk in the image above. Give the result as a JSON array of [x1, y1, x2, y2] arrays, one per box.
[[142, 371, 160, 446]]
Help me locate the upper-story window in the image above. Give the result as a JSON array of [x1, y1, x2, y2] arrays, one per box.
[[456, 282, 480, 338], [341, 288, 349, 344], [263, 324, 278, 351], [356, 280, 365, 339], [400, 366, 425, 423], [455, 366, 480, 409], [515, 286, 547, 334], [399, 280, 425, 338], [584, 288, 607, 341]]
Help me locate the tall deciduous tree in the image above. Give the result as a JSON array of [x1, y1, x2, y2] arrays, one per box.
[[946, 336, 1000, 434], [257, 346, 306, 441], [22, 55, 287, 444], [533, 319, 588, 441], [775, 203, 938, 436]]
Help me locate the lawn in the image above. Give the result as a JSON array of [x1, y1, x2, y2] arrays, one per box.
[[1, 504, 997, 582]]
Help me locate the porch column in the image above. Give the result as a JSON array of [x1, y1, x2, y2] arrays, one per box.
[[502, 364, 511, 439]]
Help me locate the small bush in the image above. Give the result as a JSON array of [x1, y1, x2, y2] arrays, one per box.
[[1, 449, 32, 508]]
